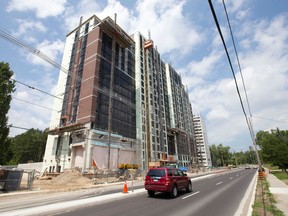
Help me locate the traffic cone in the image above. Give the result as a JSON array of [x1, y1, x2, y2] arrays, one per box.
[[122, 181, 128, 193]]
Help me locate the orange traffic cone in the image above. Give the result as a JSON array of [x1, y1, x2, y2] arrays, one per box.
[[122, 181, 128, 193]]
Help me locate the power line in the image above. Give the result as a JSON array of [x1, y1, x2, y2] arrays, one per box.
[[220, 0, 257, 142], [208, 0, 262, 170], [208, 0, 248, 121], [12, 96, 60, 112], [14, 78, 63, 100], [221, 0, 262, 169], [1, 73, 135, 128], [222, 0, 253, 118], [0, 73, 63, 100], [253, 116, 288, 124], [0, 27, 137, 110], [0, 29, 69, 73], [0, 27, 138, 130]]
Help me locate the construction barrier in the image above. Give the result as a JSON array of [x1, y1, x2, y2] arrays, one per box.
[[258, 171, 266, 180]]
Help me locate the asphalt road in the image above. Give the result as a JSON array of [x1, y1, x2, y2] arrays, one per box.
[[0, 169, 257, 216]]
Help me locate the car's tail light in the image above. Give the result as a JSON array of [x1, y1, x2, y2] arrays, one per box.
[[164, 177, 170, 185]]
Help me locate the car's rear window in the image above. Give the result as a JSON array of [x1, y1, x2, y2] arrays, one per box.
[[147, 169, 166, 177]]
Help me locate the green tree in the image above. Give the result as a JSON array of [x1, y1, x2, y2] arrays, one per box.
[[245, 150, 257, 165], [234, 151, 246, 165], [256, 128, 288, 173], [210, 144, 219, 167], [209, 144, 231, 167], [0, 62, 15, 165], [217, 144, 231, 166], [9, 129, 48, 164]]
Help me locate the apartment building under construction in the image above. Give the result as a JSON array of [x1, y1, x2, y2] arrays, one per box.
[[42, 15, 197, 172]]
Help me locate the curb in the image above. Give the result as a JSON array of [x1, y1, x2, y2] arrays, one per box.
[[234, 170, 258, 216]]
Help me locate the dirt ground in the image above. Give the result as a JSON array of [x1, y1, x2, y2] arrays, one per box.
[[29, 169, 131, 191], [253, 177, 284, 216], [31, 169, 95, 191]]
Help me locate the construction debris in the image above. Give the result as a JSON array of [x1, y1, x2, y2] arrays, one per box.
[[33, 169, 93, 191]]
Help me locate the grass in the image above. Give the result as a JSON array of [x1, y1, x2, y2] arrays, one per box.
[[252, 175, 285, 216], [271, 171, 288, 184]]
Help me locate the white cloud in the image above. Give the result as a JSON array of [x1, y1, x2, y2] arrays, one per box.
[[62, 0, 203, 57], [133, 0, 203, 55], [206, 104, 230, 120], [238, 14, 288, 113], [236, 9, 250, 20], [186, 11, 288, 149], [62, 0, 102, 31], [97, 0, 135, 30], [6, 0, 67, 18], [13, 19, 47, 37], [187, 51, 223, 77], [26, 39, 65, 69], [222, 0, 246, 14], [4, 0, 288, 152], [9, 80, 57, 136]]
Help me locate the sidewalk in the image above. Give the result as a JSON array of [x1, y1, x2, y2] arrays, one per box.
[[266, 172, 288, 216]]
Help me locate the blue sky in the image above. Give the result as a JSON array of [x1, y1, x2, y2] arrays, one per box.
[[1, 0, 288, 152]]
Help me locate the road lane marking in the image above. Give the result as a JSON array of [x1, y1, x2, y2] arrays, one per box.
[[2, 188, 147, 215], [216, 181, 223, 185], [229, 177, 233, 180], [190, 174, 215, 182], [182, 191, 200, 200]]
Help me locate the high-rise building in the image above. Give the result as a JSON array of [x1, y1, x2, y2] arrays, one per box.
[[43, 15, 138, 172], [193, 115, 212, 167], [132, 32, 197, 169], [42, 15, 197, 172], [165, 64, 197, 168]]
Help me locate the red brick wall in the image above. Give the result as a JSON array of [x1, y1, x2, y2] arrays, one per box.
[[77, 27, 102, 124]]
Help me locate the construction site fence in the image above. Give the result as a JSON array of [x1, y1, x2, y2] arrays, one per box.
[[0, 167, 36, 192]]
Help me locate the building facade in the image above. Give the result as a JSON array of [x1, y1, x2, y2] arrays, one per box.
[[192, 115, 212, 167], [42, 15, 197, 172], [43, 15, 138, 173], [165, 64, 197, 168], [133, 32, 197, 170]]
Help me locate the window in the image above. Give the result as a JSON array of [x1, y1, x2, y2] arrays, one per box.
[[173, 169, 180, 176], [147, 169, 165, 177]]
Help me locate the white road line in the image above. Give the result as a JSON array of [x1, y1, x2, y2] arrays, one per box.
[[190, 174, 215, 182], [229, 177, 233, 180], [182, 191, 200, 200], [216, 181, 223, 185], [2, 189, 146, 216]]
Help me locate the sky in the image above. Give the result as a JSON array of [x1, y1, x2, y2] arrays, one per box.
[[0, 0, 288, 152]]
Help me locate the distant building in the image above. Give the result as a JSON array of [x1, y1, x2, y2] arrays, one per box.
[[192, 115, 212, 167], [42, 15, 197, 173]]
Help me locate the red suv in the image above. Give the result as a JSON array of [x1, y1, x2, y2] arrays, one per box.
[[144, 167, 192, 198]]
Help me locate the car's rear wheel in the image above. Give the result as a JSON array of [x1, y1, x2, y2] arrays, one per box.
[[170, 185, 178, 198], [148, 190, 155, 197], [186, 181, 192, 193]]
